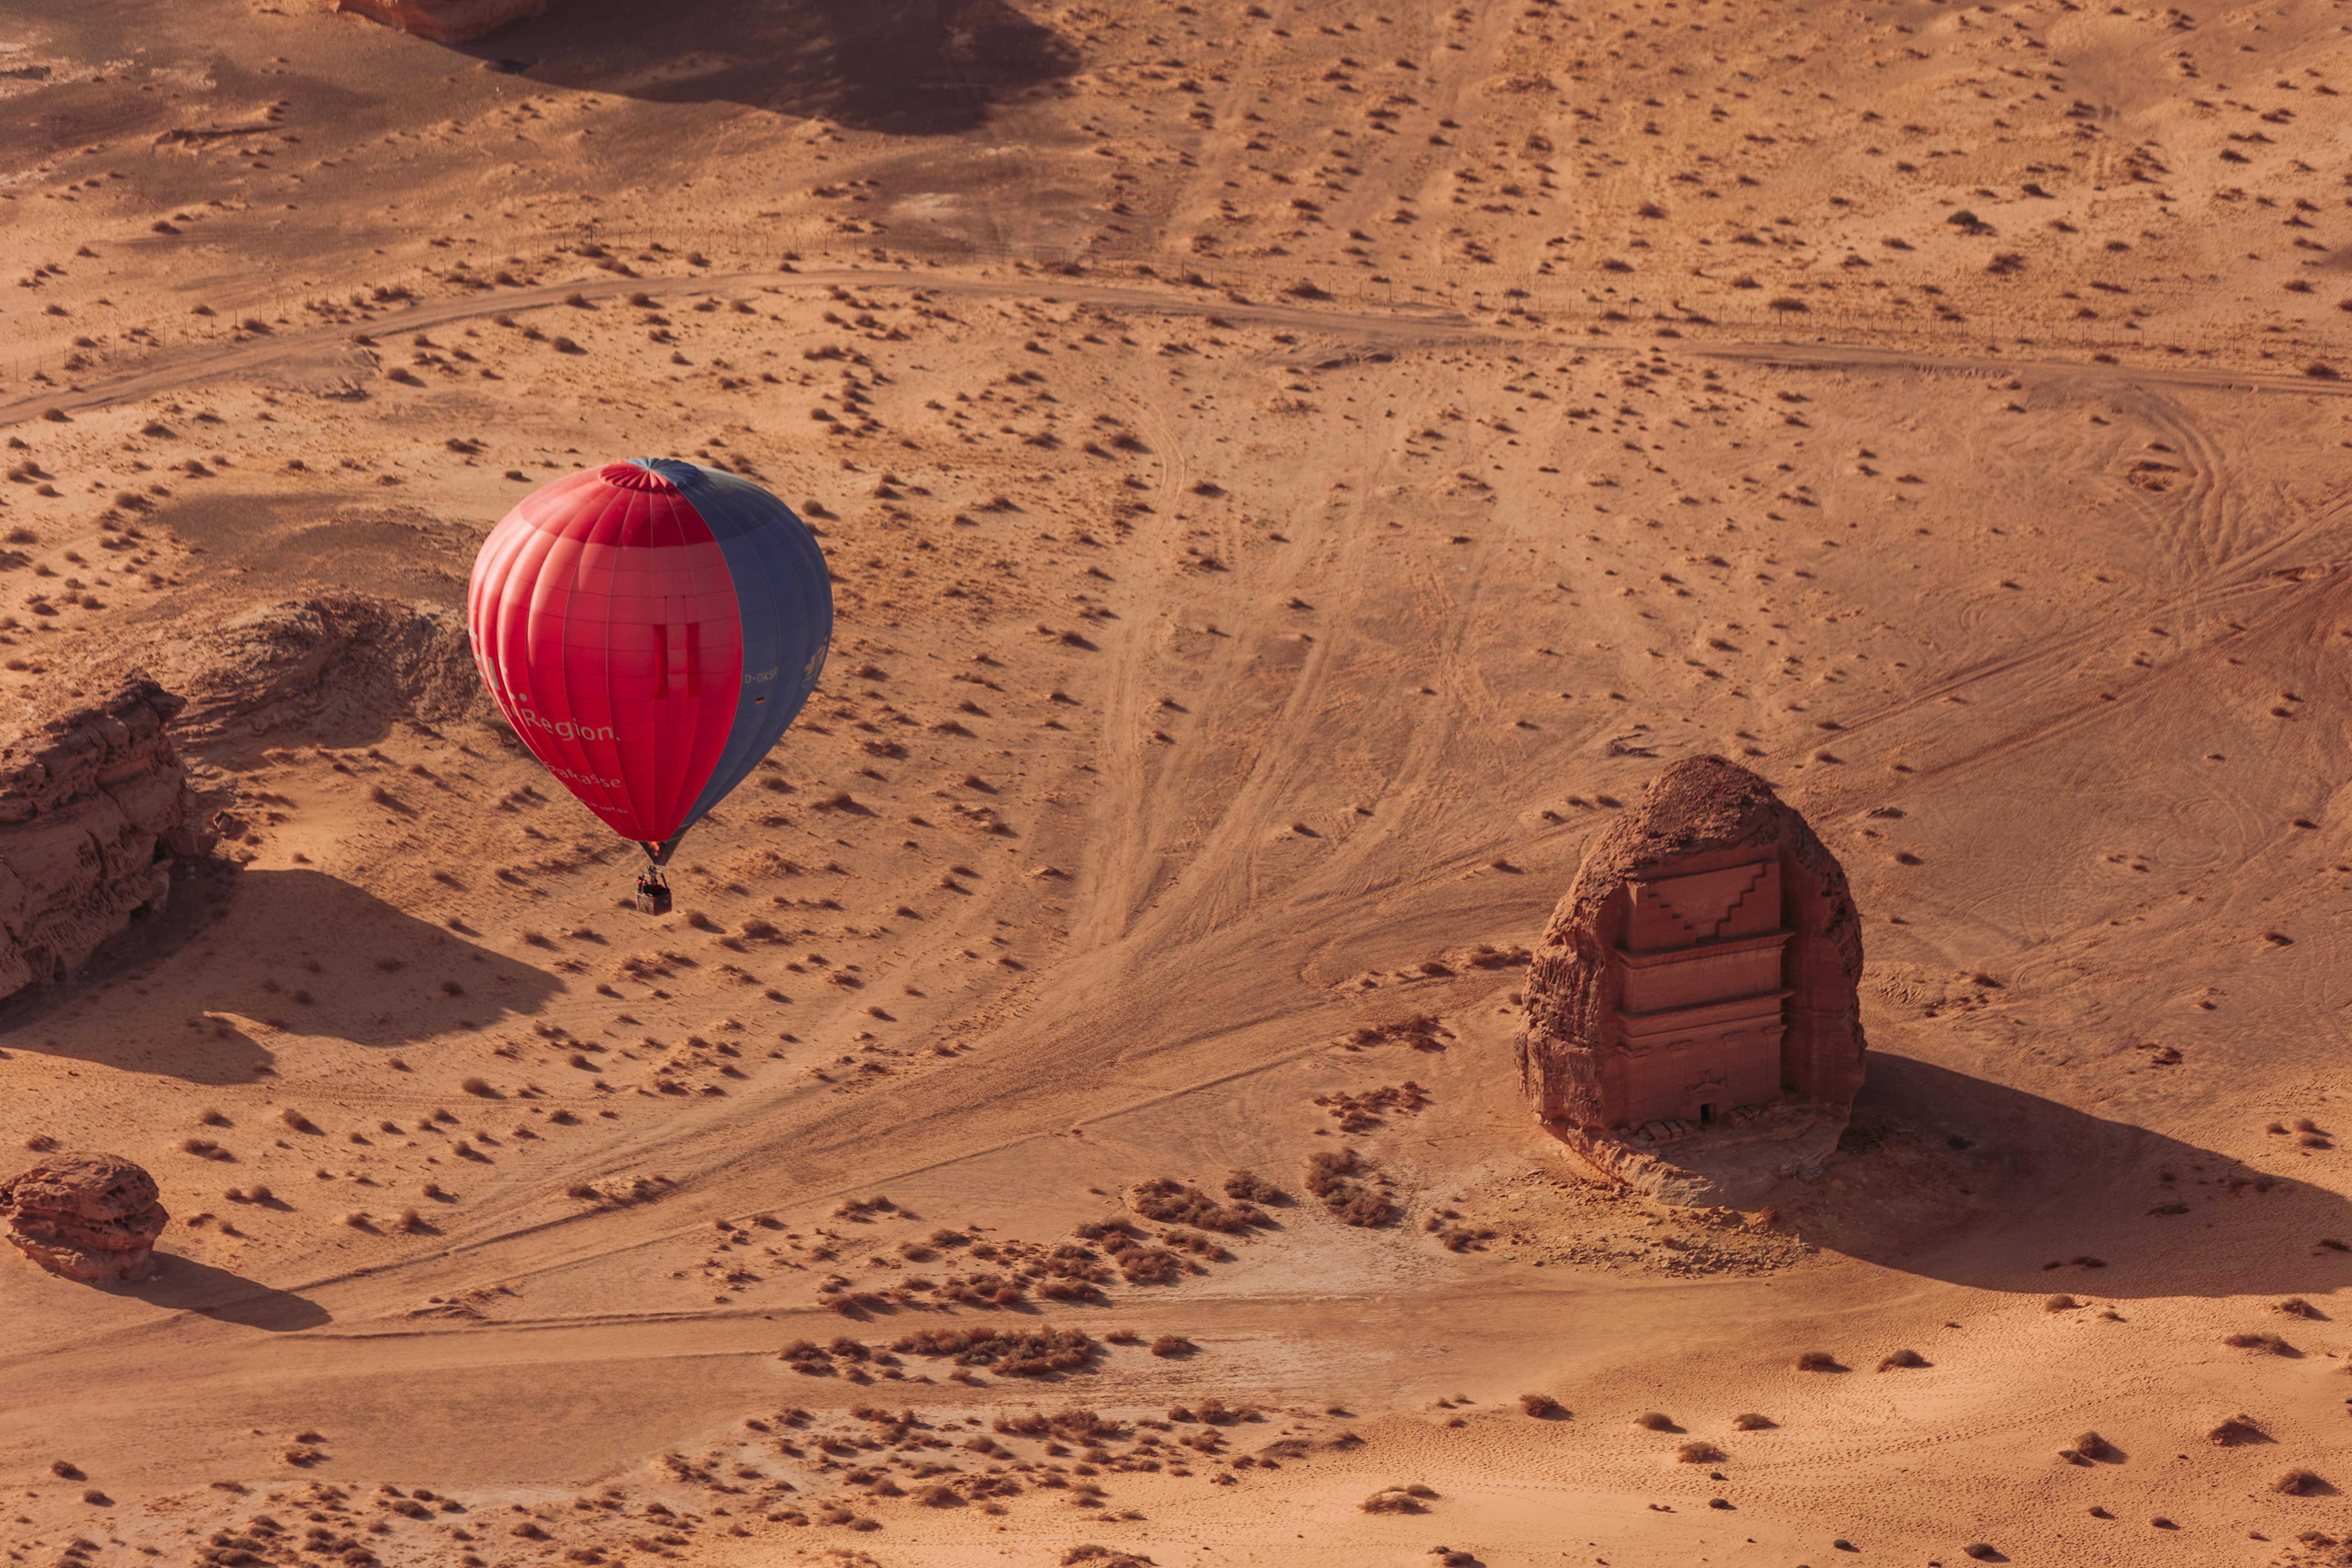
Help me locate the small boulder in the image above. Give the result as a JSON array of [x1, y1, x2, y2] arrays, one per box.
[[1, 1152, 168, 1282]]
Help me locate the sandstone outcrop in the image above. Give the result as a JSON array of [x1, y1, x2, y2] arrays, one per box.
[[322, 0, 546, 43], [1, 1152, 169, 1282], [0, 680, 211, 1003], [1516, 756, 1866, 1203], [158, 594, 480, 745]]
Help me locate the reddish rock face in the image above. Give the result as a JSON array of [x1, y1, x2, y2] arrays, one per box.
[[1516, 756, 1866, 1134], [323, 0, 548, 44], [0, 679, 209, 1003], [1, 1152, 169, 1283]]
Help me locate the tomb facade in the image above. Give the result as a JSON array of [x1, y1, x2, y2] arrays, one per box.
[[1516, 756, 1865, 1193]]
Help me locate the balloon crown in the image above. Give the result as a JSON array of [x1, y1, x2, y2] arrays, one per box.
[[597, 461, 680, 492]]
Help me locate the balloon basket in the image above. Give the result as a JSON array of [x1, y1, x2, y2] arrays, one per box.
[[635, 872, 672, 916]]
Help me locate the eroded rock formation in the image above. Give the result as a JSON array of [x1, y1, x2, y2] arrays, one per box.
[[0, 680, 210, 1003], [0, 1152, 169, 1282], [1516, 756, 1866, 1201], [161, 595, 480, 744], [322, 0, 547, 43]]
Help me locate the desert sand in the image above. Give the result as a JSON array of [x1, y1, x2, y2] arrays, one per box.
[[1, 0, 2349, 1564]]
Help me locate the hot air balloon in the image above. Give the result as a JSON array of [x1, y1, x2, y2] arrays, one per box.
[[467, 458, 833, 913]]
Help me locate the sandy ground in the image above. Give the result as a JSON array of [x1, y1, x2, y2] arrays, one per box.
[[1, 0, 2350, 1564]]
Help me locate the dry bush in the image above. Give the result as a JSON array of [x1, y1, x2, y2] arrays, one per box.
[[2043, 1294, 2079, 1312], [1130, 1177, 1264, 1233], [1304, 1148, 1397, 1227], [1313, 1081, 1433, 1133], [889, 1325, 1099, 1377], [778, 1339, 833, 1376], [1062, 1548, 1153, 1567], [2276, 1297, 2326, 1319], [49, 1460, 81, 1480], [1430, 1221, 1498, 1253], [1877, 1348, 1929, 1371], [993, 1412, 1050, 1436], [1150, 1335, 1196, 1358], [1344, 1014, 1451, 1052], [1962, 1547, 2001, 1563], [2273, 1467, 2326, 1496], [280, 1108, 318, 1134], [1730, 1412, 1775, 1431], [2073, 1431, 2113, 1461], [1224, 1170, 1288, 1204], [1048, 1408, 1124, 1443], [2207, 1416, 2266, 1447], [1112, 1246, 1183, 1286], [1633, 1412, 1679, 1432], [1792, 1351, 1844, 1372], [1518, 1393, 1564, 1419], [1359, 1483, 1436, 1514], [2223, 1331, 2294, 1355], [1676, 1440, 1726, 1464]]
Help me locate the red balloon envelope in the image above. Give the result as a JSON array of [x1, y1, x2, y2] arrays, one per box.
[[467, 459, 833, 860]]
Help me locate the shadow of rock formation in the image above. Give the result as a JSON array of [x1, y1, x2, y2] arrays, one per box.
[[457, 0, 1080, 134], [1779, 1052, 2352, 1302], [132, 1253, 332, 1331], [6, 866, 562, 1080]]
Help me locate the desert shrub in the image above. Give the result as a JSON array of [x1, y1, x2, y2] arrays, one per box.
[[2273, 1467, 2326, 1496], [1130, 1176, 1264, 1233], [1049, 1408, 1124, 1443], [1359, 1483, 1436, 1514], [2073, 1431, 2112, 1460], [1305, 1148, 1364, 1196], [1963, 1547, 2001, 1563], [2207, 1416, 2265, 1447], [2043, 1295, 2079, 1311], [1223, 1170, 1287, 1204], [1792, 1351, 1844, 1372], [1518, 1393, 1563, 1418], [1113, 1246, 1183, 1285], [2276, 1297, 2324, 1319], [1305, 1148, 1398, 1226], [1730, 1413, 1775, 1431], [2222, 1331, 2293, 1355], [890, 1325, 1098, 1377], [778, 1340, 832, 1375], [1633, 1412, 1678, 1432], [1150, 1335, 1196, 1358], [1432, 1221, 1498, 1252], [1878, 1348, 1929, 1371], [1676, 1440, 1726, 1464]]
